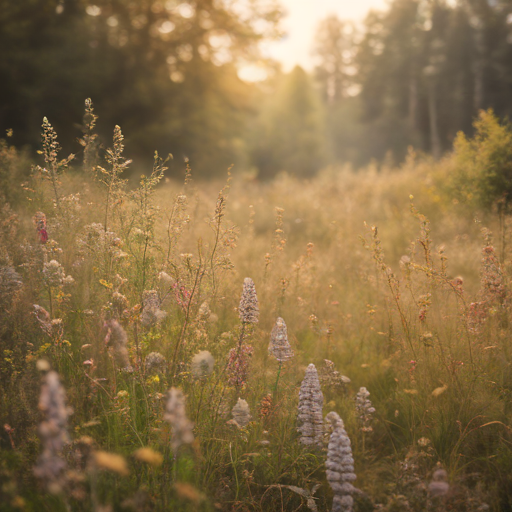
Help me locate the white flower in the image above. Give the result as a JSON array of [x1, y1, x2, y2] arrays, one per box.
[[43, 260, 65, 286], [325, 412, 357, 512], [231, 398, 252, 428], [239, 278, 259, 324], [141, 290, 167, 327], [145, 352, 166, 374], [269, 317, 294, 362], [191, 350, 214, 379], [164, 388, 194, 452], [297, 364, 324, 446], [355, 387, 375, 433]]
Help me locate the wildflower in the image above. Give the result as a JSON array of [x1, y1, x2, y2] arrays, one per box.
[[104, 319, 131, 370], [268, 317, 294, 362], [197, 301, 211, 322], [297, 364, 324, 446], [431, 384, 448, 397], [325, 411, 357, 512], [76, 223, 121, 258], [239, 277, 259, 324], [258, 393, 273, 419], [33, 304, 52, 334], [158, 271, 174, 286], [33, 211, 48, 244], [164, 388, 194, 452], [94, 451, 129, 476], [321, 359, 351, 391], [34, 369, 71, 494], [62, 275, 75, 285], [174, 482, 205, 504], [231, 398, 251, 428], [226, 344, 253, 388], [172, 282, 192, 310], [428, 468, 449, 497], [355, 387, 375, 433], [141, 290, 167, 327], [481, 245, 506, 302], [451, 276, 464, 293], [43, 260, 65, 287], [191, 350, 214, 379], [467, 301, 488, 332], [145, 352, 166, 374], [0, 266, 22, 302], [400, 255, 411, 266], [133, 447, 163, 467]]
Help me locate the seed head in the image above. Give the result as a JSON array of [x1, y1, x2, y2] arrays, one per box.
[[197, 301, 211, 322], [239, 278, 259, 324], [43, 260, 65, 287], [141, 290, 167, 327], [104, 319, 131, 370], [145, 352, 166, 374], [258, 393, 273, 419], [164, 388, 194, 452], [34, 370, 71, 494], [191, 350, 215, 379], [231, 398, 252, 428], [428, 468, 449, 498], [269, 317, 294, 362]]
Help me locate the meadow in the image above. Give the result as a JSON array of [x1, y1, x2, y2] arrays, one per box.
[[1, 105, 512, 512]]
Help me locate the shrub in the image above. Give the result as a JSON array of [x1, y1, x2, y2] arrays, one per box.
[[450, 109, 512, 211]]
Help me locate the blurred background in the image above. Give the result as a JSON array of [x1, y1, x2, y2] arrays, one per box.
[[1, 0, 512, 179]]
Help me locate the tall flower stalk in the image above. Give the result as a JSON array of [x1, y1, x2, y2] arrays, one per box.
[[228, 278, 259, 390], [355, 386, 375, 454], [325, 412, 357, 512], [35, 117, 74, 209], [268, 317, 293, 395], [96, 125, 130, 233], [34, 368, 71, 494], [164, 388, 194, 454], [297, 364, 324, 446]]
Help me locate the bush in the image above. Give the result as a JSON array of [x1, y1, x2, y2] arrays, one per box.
[[450, 109, 512, 211]]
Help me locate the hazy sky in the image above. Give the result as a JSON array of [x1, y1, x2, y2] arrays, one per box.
[[261, 0, 389, 71]]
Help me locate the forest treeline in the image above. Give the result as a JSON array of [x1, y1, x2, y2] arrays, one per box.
[[1, 0, 512, 178]]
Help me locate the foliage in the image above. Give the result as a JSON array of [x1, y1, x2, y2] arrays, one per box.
[[449, 109, 512, 211], [250, 66, 327, 179], [0, 0, 281, 176]]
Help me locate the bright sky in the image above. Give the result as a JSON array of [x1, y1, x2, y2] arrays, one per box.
[[239, 0, 389, 80]]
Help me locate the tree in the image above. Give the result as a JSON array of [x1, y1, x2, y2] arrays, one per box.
[[313, 15, 356, 103], [250, 66, 327, 179], [0, 0, 282, 177], [353, 0, 512, 163]]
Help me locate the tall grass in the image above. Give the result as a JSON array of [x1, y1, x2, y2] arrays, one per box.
[[0, 104, 511, 511]]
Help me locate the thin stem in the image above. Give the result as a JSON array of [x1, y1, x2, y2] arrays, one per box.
[[229, 443, 240, 501], [171, 265, 205, 377], [273, 361, 283, 397]]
